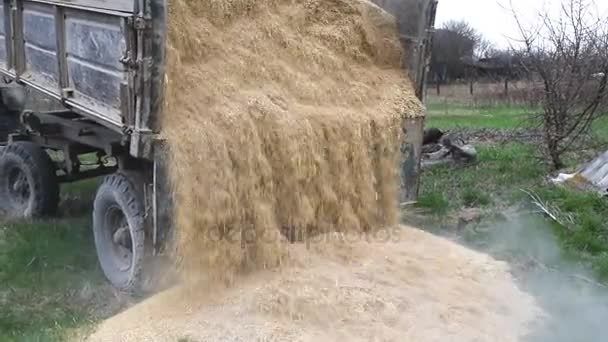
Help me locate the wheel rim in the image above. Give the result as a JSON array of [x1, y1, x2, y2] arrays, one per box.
[[104, 206, 133, 272], [6, 166, 31, 210]]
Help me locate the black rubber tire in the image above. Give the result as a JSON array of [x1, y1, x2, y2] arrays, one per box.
[[0, 142, 59, 217], [93, 172, 145, 292]]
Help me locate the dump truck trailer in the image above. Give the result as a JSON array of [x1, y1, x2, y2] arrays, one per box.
[[0, 0, 437, 291]]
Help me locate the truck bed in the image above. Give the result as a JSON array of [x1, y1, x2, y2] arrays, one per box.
[[0, 0, 165, 158]]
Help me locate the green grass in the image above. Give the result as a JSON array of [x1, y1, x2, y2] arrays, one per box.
[[419, 99, 608, 283], [416, 191, 449, 215], [0, 219, 103, 341], [593, 116, 608, 137], [419, 142, 608, 282], [461, 188, 493, 207], [61, 179, 99, 200], [426, 100, 533, 129], [0, 180, 103, 341], [418, 144, 547, 213], [420, 147, 608, 277], [533, 187, 608, 281]]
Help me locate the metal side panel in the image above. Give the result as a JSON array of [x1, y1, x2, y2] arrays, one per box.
[[29, 0, 134, 13], [0, 3, 7, 66], [21, 2, 59, 92], [369, 0, 438, 102], [401, 117, 424, 201], [0, 0, 138, 131], [0, 0, 164, 151], [64, 9, 128, 125]]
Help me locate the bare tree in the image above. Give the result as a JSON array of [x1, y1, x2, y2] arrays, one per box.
[[431, 20, 481, 83], [475, 38, 496, 60], [514, 0, 608, 169], [442, 20, 481, 42]]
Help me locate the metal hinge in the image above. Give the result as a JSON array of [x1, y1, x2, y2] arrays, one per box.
[[128, 16, 152, 31], [131, 57, 153, 96], [120, 52, 137, 69]]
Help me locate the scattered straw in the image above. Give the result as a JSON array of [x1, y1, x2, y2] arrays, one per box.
[[89, 226, 541, 341]]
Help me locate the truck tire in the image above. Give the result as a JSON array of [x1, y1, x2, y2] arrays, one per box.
[[93, 172, 145, 292], [0, 142, 59, 217]]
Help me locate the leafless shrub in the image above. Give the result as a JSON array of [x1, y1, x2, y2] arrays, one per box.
[[513, 0, 608, 169]]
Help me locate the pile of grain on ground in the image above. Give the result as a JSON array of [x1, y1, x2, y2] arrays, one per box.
[[162, 0, 422, 283], [90, 2, 543, 340], [89, 226, 541, 341]]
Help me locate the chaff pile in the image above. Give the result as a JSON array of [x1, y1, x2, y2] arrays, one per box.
[[162, 0, 423, 282]]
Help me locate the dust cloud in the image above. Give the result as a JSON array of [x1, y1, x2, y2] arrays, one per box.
[[464, 215, 608, 342]]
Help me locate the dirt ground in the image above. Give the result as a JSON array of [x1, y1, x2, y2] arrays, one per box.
[[89, 225, 541, 342]]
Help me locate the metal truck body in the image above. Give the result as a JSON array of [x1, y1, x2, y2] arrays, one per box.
[[0, 0, 165, 158], [0, 0, 437, 291]]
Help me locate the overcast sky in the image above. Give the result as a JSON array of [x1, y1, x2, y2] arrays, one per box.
[[436, 0, 608, 48]]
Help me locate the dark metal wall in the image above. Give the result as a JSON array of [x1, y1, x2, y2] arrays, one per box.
[[0, 0, 135, 129], [371, 0, 438, 201], [371, 0, 438, 102], [401, 117, 424, 201]]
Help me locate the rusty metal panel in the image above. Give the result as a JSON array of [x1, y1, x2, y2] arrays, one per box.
[[579, 151, 608, 195], [0, 0, 139, 133], [147, 0, 166, 134], [401, 117, 424, 201], [0, 3, 7, 66], [371, 0, 436, 201], [29, 0, 133, 13], [21, 2, 60, 92], [371, 0, 438, 102], [129, 0, 166, 159], [152, 141, 173, 253], [64, 9, 127, 124]]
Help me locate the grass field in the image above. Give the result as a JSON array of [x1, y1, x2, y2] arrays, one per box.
[[0, 180, 111, 341], [419, 92, 608, 283], [427, 99, 533, 129], [418, 144, 546, 213]]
